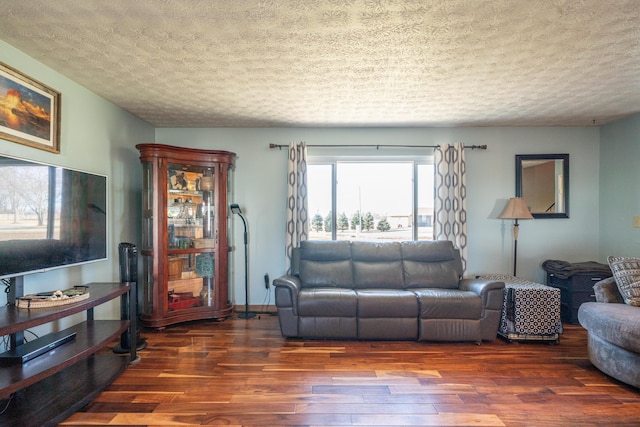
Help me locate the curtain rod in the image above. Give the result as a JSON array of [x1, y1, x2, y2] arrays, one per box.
[[268, 143, 487, 150]]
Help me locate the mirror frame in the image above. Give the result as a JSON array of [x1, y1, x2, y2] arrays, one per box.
[[515, 154, 569, 219]]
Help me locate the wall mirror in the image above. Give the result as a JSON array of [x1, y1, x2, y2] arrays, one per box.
[[516, 154, 569, 218]]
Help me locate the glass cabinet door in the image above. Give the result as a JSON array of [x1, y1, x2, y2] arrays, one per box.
[[141, 161, 154, 316], [166, 164, 216, 311]]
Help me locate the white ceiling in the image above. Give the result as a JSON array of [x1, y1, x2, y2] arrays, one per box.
[[1, 0, 639, 128]]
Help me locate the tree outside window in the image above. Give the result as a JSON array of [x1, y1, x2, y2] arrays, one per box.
[[308, 160, 433, 242]]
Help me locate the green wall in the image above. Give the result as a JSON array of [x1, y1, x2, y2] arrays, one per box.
[[0, 40, 154, 329], [599, 113, 640, 258], [156, 126, 601, 306], [4, 35, 633, 313]]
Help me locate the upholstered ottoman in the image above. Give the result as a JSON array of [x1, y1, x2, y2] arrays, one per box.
[[479, 275, 563, 343]]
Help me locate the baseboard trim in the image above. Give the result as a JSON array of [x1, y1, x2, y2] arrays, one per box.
[[233, 304, 277, 314]]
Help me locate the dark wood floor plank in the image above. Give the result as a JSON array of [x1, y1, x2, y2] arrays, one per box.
[[55, 318, 640, 426]]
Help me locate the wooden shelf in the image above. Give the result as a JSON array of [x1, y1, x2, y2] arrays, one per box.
[[0, 282, 134, 425], [0, 283, 129, 336], [0, 355, 128, 427], [0, 319, 128, 398]]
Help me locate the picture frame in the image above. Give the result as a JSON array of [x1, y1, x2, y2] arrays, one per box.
[[515, 153, 569, 219], [0, 61, 61, 153]]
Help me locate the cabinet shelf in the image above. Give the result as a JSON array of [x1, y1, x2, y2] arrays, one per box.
[[168, 248, 215, 255]]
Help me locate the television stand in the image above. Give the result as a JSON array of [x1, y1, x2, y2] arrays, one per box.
[[0, 280, 136, 426]]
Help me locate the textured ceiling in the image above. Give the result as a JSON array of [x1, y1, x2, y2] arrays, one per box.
[[1, 0, 639, 128]]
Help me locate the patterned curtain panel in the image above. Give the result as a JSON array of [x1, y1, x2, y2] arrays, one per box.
[[285, 141, 309, 274], [434, 142, 468, 275]]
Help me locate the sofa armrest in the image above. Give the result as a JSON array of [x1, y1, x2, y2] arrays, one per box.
[[459, 278, 505, 310], [593, 276, 624, 304], [273, 275, 303, 315]]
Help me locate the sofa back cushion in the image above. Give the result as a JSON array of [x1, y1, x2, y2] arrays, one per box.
[[299, 240, 353, 288], [401, 240, 462, 289], [351, 242, 404, 289]]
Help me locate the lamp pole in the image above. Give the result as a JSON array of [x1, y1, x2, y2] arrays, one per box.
[[231, 204, 256, 319], [512, 219, 520, 276]]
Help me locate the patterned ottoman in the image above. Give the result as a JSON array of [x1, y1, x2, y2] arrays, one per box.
[[479, 275, 563, 343]]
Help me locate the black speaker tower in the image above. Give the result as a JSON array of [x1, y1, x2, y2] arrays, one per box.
[[114, 242, 147, 353]]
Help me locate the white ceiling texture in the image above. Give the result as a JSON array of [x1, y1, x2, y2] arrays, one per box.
[[0, 0, 638, 128]]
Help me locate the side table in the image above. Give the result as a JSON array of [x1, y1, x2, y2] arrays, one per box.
[[478, 275, 563, 343], [546, 272, 610, 324]]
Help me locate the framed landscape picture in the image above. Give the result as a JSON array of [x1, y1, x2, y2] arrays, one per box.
[[0, 62, 61, 153]]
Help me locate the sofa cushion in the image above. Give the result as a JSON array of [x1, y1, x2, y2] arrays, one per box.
[[299, 316, 358, 338], [356, 289, 419, 317], [351, 242, 404, 289], [593, 276, 624, 304], [359, 317, 418, 340], [401, 240, 458, 262], [579, 302, 640, 354], [298, 288, 357, 317], [414, 289, 482, 319], [300, 240, 351, 261], [299, 240, 353, 288], [608, 256, 640, 306], [401, 241, 462, 289]]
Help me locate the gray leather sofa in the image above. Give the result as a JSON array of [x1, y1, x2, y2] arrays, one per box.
[[273, 240, 505, 342], [578, 277, 640, 388]]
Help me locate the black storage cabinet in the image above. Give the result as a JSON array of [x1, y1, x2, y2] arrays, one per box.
[[546, 272, 609, 324]]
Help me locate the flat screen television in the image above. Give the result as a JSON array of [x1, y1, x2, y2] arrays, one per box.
[[0, 154, 107, 280]]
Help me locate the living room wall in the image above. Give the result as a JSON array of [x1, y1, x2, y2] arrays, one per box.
[[599, 113, 640, 258], [0, 40, 154, 331], [156, 126, 601, 307], [1, 36, 611, 312]]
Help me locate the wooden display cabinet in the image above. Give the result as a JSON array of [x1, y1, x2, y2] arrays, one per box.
[[136, 144, 235, 329]]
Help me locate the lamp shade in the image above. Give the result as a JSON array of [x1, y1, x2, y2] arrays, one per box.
[[230, 203, 242, 215], [498, 197, 534, 220]]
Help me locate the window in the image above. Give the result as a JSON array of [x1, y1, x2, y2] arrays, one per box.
[[308, 159, 434, 242]]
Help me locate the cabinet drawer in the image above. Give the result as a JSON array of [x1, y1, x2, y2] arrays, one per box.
[[547, 273, 607, 291], [571, 274, 607, 291], [571, 290, 596, 305], [547, 273, 570, 290]]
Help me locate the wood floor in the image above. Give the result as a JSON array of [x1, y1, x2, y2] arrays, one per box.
[[60, 314, 640, 426]]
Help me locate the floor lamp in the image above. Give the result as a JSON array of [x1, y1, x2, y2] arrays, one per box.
[[230, 204, 256, 319], [498, 197, 534, 277]]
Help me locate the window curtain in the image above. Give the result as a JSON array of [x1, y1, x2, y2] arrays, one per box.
[[285, 141, 308, 274], [434, 142, 468, 274]]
